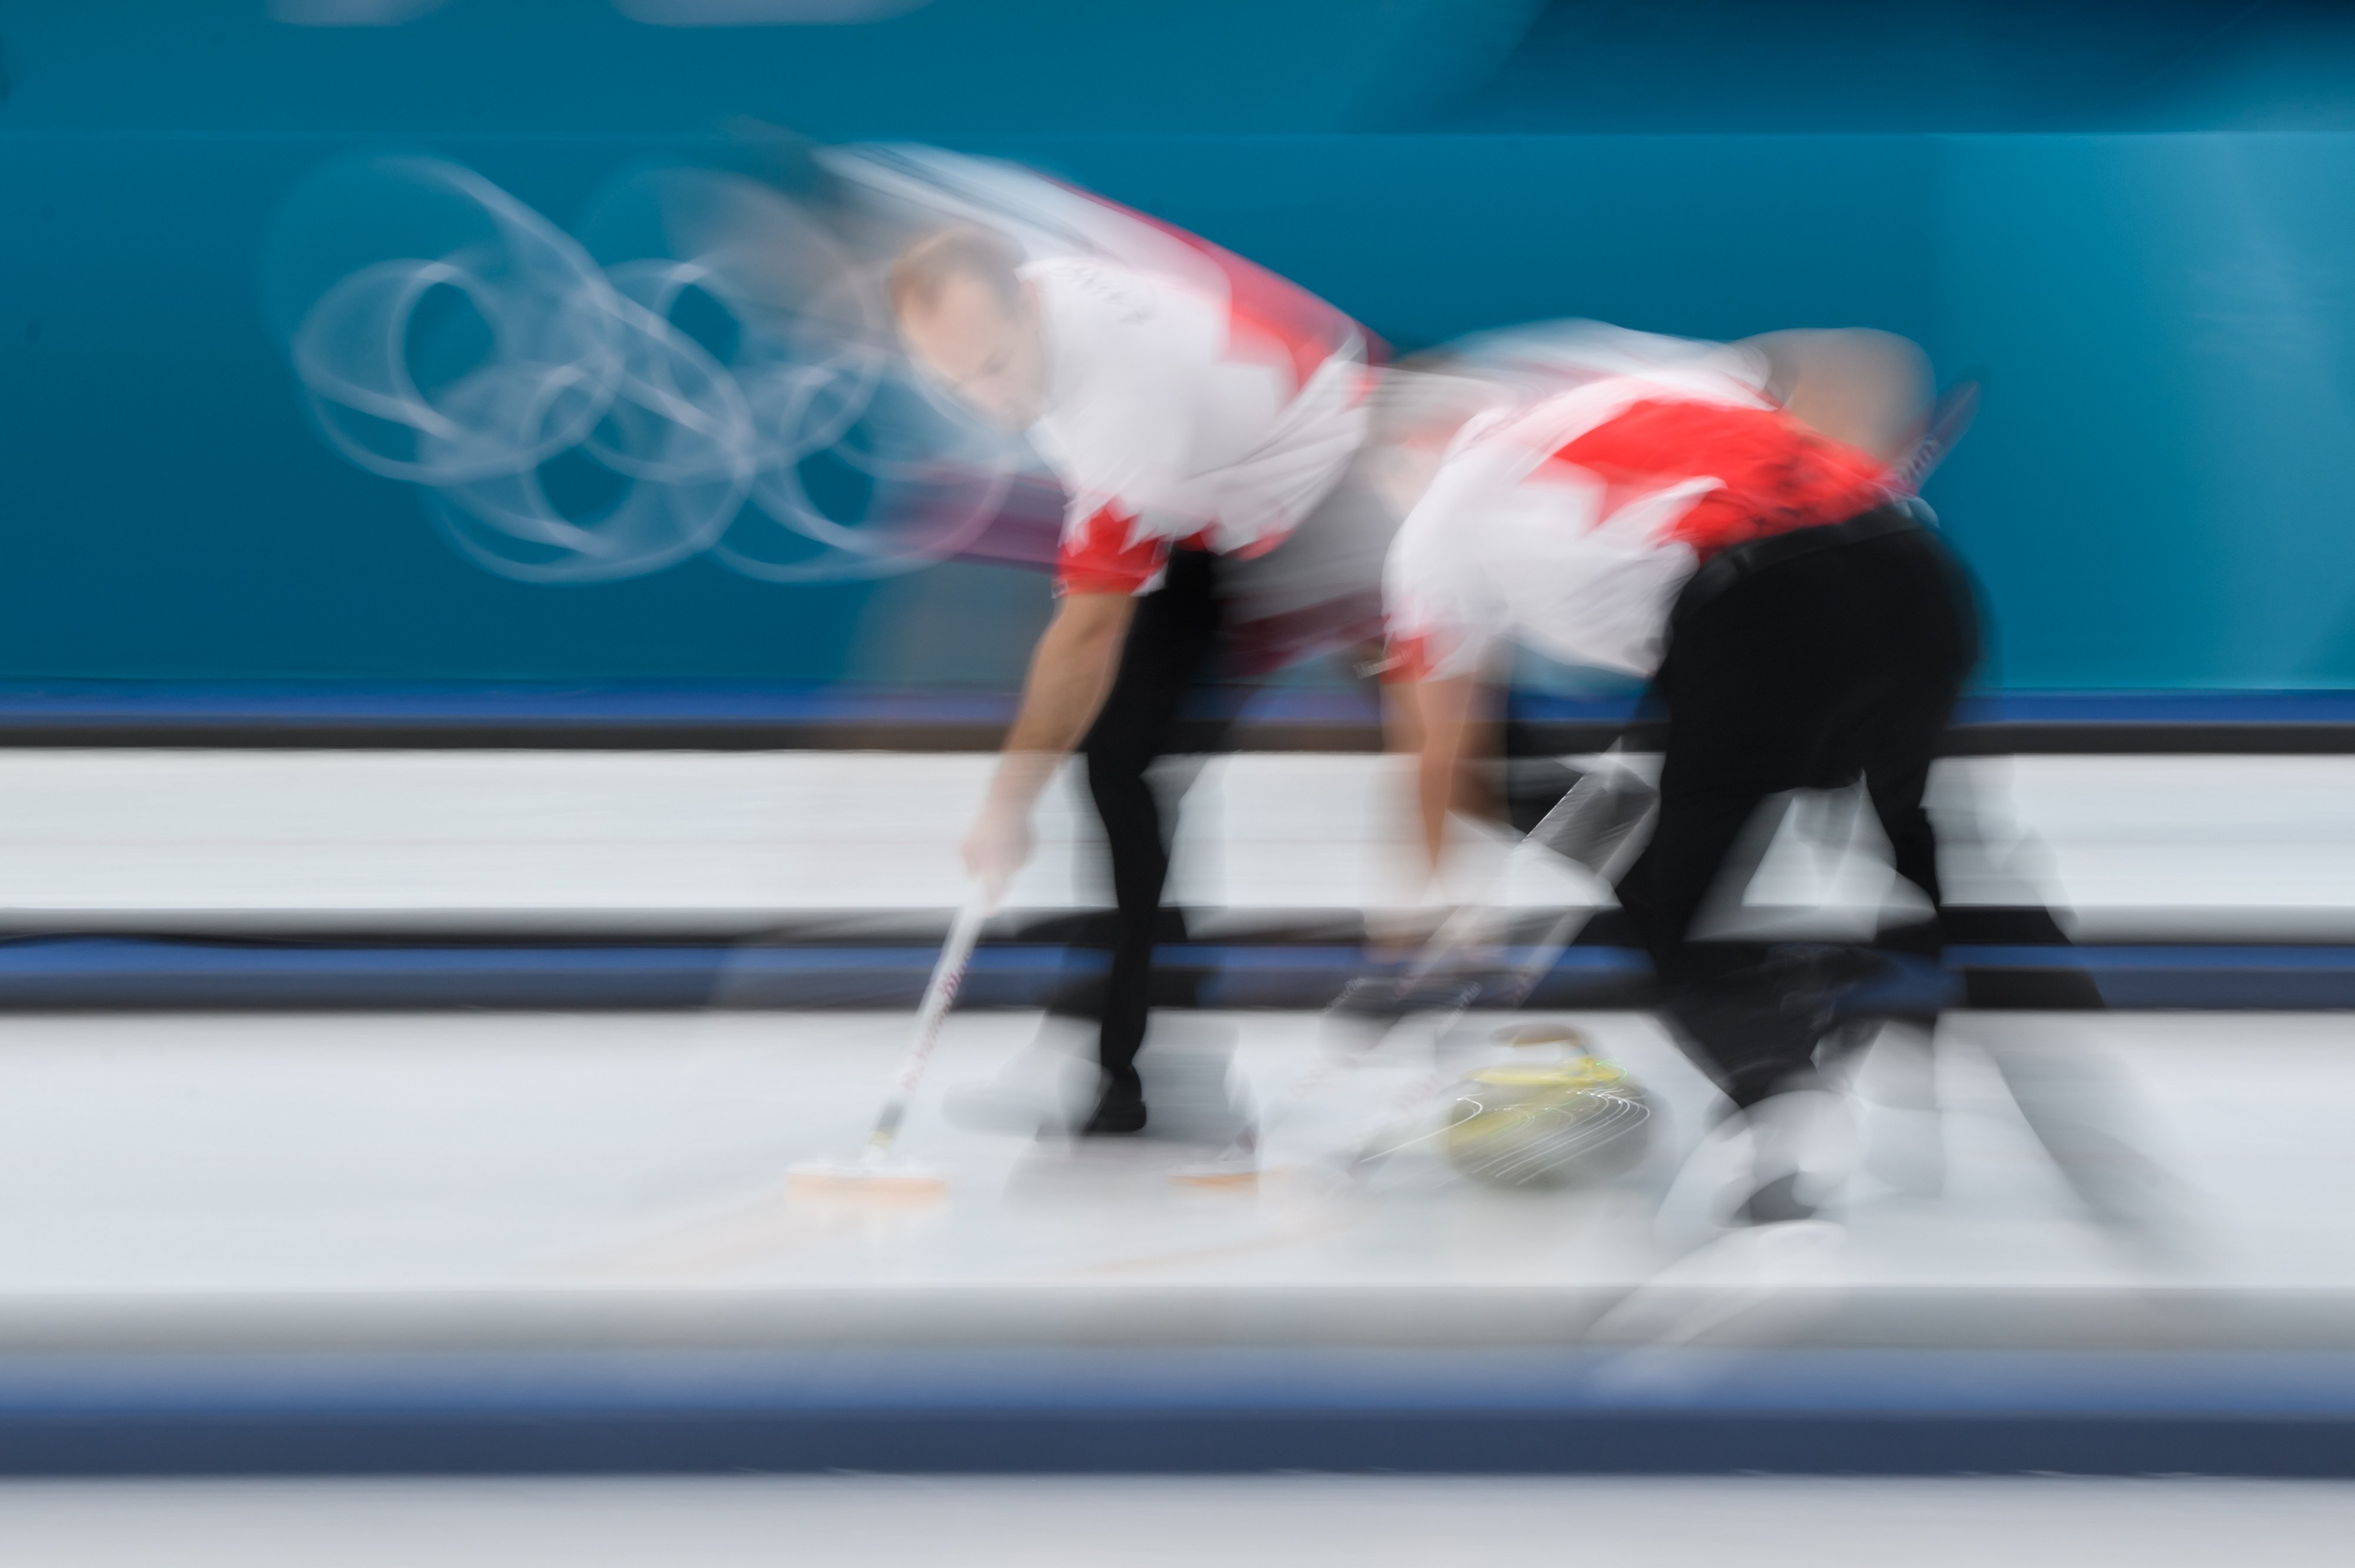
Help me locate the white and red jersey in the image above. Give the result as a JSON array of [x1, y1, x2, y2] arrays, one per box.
[[1024, 251, 1372, 598], [1384, 330, 1893, 681], [821, 143, 1379, 612]]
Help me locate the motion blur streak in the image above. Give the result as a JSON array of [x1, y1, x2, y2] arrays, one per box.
[[22, 0, 2355, 1509]]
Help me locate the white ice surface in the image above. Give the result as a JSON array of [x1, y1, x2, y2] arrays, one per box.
[[2, 1475, 2351, 1567], [0, 1008, 2334, 1301], [0, 749, 2340, 935]]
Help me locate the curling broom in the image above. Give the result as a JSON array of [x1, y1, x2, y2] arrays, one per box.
[[787, 890, 994, 1198]]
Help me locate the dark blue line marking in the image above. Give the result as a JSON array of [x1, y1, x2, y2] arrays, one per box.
[[4, 1349, 2355, 1418], [0, 938, 2346, 1009], [0, 683, 2348, 727]]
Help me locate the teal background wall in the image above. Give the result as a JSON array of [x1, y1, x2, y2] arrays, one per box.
[[0, 1, 2351, 689]]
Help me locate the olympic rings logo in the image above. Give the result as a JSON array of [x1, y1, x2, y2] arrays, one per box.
[[272, 157, 1020, 584]]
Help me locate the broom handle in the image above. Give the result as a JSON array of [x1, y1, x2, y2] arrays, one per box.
[[866, 892, 994, 1151]]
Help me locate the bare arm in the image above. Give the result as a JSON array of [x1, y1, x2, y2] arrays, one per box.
[[1007, 590, 1135, 753], [965, 591, 1135, 883], [1389, 673, 1486, 876]]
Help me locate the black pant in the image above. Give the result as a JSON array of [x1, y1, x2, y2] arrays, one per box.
[[1070, 548, 1243, 1082], [1614, 509, 1980, 1107]]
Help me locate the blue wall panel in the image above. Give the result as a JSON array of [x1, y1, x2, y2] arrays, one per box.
[[0, 4, 2349, 690]]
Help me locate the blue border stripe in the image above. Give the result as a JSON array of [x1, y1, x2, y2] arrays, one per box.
[[0, 683, 2349, 728], [0, 938, 2348, 1009], [1953, 944, 2355, 1009], [0, 683, 1356, 727], [1, 1350, 2354, 1476], [4, 1348, 2355, 1417]]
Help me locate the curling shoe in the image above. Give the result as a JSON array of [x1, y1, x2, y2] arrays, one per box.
[[1079, 1068, 1148, 1137]]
